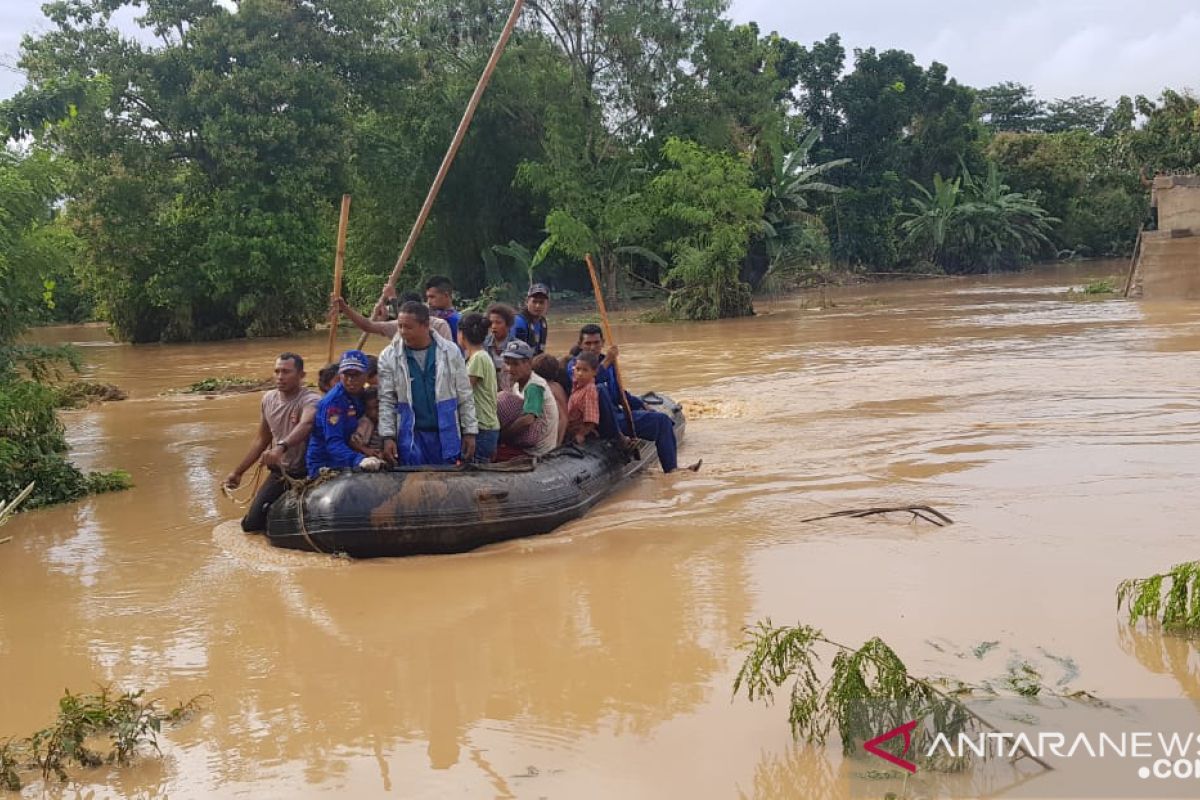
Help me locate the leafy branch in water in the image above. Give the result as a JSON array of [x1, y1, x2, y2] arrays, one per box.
[[733, 621, 1053, 774], [1117, 562, 1200, 631], [0, 687, 207, 790]]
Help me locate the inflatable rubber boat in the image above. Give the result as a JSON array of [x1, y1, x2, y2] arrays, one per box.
[[265, 394, 685, 557]]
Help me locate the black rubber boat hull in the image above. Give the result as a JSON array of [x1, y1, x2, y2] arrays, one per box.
[[265, 394, 685, 558]]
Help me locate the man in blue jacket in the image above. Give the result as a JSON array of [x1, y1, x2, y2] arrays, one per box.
[[306, 350, 385, 476]]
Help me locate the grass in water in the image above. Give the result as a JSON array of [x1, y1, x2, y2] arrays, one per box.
[[1066, 278, 1118, 300], [1, 687, 206, 790]]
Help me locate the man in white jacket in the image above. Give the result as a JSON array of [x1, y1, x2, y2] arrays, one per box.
[[378, 301, 477, 466]]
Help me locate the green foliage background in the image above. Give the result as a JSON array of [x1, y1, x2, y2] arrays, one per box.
[[1, 0, 1197, 336]]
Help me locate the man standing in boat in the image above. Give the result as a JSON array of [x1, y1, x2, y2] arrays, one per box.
[[224, 352, 320, 531], [378, 301, 478, 465]]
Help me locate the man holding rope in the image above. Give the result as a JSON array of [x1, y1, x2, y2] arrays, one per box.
[[224, 353, 320, 532]]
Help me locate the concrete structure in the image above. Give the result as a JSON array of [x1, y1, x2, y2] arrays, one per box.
[[1127, 176, 1200, 299]]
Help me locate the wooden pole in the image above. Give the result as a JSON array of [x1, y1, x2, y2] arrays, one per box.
[[327, 194, 352, 363], [355, 0, 527, 351], [1123, 224, 1144, 298], [585, 253, 639, 440]]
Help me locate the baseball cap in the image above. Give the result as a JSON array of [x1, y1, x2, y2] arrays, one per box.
[[501, 340, 535, 360], [527, 283, 550, 298], [338, 349, 370, 374]]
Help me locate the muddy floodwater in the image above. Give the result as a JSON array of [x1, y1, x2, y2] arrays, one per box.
[[4, 262, 1200, 798]]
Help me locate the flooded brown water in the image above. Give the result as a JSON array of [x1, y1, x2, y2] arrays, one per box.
[[4, 261, 1200, 798]]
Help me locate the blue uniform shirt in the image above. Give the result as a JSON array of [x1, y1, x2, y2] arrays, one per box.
[[433, 309, 461, 344], [305, 383, 366, 477], [512, 312, 547, 354]]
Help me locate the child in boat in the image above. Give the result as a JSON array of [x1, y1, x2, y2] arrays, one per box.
[[350, 387, 384, 458], [532, 353, 569, 447], [458, 312, 501, 464], [318, 362, 340, 393], [565, 351, 601, 445]]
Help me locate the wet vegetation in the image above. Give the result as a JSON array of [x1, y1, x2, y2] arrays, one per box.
[[1118, 561, 1200, 631], [181, 376, 276, 395], [52, 380, 127, 408], [0, 150, 131, 509], [733, 621, 1112, 775], [1, 2, 1196, 336], [0, 687, 205, 791]]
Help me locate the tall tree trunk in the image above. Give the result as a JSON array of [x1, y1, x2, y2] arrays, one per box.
[[602, 252, 619, 309]]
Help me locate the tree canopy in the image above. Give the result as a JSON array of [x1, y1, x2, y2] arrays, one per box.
[[0, 0, 1190, 334]]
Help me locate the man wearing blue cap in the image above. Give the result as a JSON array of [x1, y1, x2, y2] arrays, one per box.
[[378, 301, 478, 466], [306, 349, 385, 475]]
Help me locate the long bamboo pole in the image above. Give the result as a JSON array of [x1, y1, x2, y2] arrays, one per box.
[[355, 0, 526, 349], [327, 194, 352, 363], [585, 253, 638, 441]]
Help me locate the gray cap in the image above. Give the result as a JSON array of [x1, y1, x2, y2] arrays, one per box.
[[527, 282, 550, 297], [501, 339, 535, 360]]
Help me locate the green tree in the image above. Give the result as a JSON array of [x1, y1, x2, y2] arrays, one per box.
[[977, 82, 1043, 132], [1129, 89, 1200, 172], [6, 0, 401, 342], [900, 161, 1057, 272], [642, 138, 764, 319], [988, 130, 1143, 256], [0, 148, 127, 507], [1039, 95, 1111, 134], [760, 127, 848, 268]]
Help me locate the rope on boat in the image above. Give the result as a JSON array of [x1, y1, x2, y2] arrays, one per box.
[[279, 469, 339, 555]]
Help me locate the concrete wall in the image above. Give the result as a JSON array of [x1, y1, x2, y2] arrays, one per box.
[[1131, 230, 1200, 299], [1155, 176, 1200, 231]]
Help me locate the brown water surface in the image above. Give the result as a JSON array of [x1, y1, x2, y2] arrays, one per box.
[[4, 262, 1200, 798]]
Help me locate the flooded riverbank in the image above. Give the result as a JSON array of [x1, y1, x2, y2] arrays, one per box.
[[4, 261, 1200, 798]]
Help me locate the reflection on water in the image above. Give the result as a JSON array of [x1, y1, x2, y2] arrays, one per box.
[[4, 261, 1200, 796]]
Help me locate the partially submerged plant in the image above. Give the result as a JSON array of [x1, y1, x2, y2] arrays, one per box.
[[734, 621, 1053, 775], [181, 376, 274, 394], [1118, 561, 1200, 631], [1, 686, 206, 790]]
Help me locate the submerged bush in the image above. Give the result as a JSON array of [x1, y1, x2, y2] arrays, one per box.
[[2, 687, 206, 790]]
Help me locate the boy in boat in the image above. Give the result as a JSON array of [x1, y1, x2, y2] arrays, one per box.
[[306, 350, 385, 476], [565, 351, 601, 445], [497, 340, 559, 459], [350, 387, 384, 459], [317, 362, 339, 393], [484, 302, 516, 386], [224, 353, 321, 531], [511, 283, 550, 355], [378, 301, 478, 465], [532, 353, 569, 447], [458, 312, 501, 463]]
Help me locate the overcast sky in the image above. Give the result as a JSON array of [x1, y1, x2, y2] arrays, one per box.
[[1, 0, 1196, 102]]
